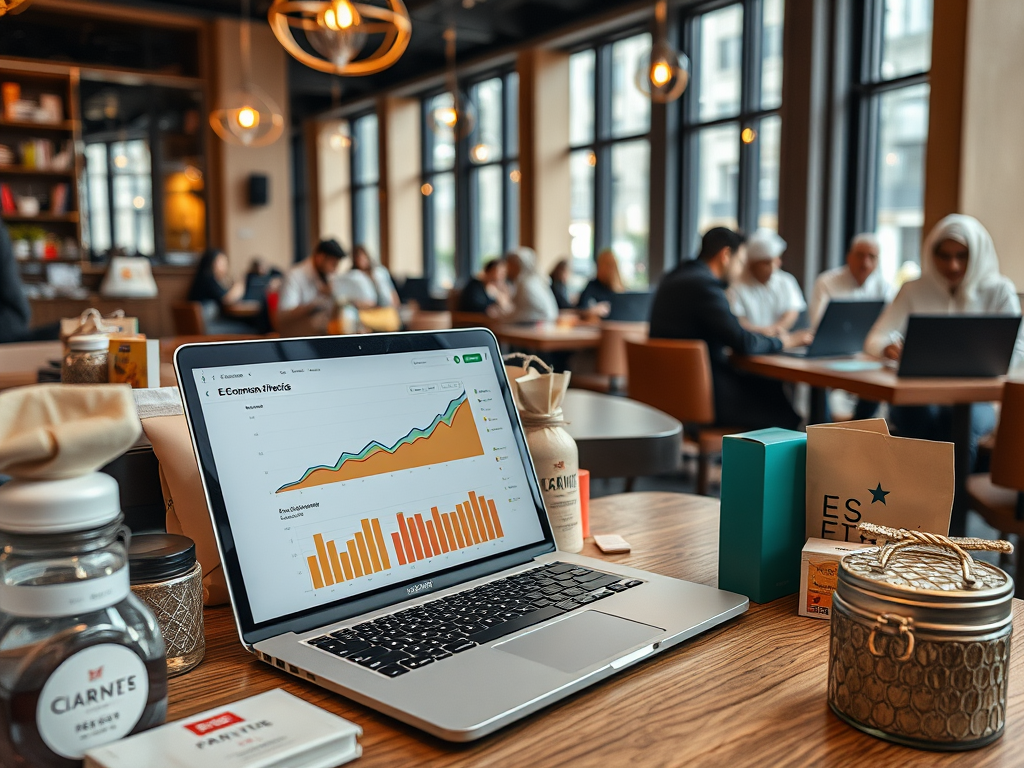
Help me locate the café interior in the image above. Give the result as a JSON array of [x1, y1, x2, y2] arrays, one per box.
[[1, 0, 1024, 766]]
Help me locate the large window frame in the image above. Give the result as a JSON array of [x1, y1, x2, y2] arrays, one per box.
[[349, 111, 380, 260], [569, 30, 653, 287], [847, 0, 932, 281], [679, 0, 784, 255]]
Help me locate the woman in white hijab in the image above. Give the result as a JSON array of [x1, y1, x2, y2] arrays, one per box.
[[505, 247, 559, 324], [865, 214, 1022, 463]]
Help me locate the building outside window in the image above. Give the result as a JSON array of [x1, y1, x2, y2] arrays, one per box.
[[350, 112, 380, 262], [83, 138, 154, 257], [853, 0, 932, 284], [465, 72, 520, 274], [569, 32, 652, 290], [422, 93, 458, 289], [680, 0, 784, 258]]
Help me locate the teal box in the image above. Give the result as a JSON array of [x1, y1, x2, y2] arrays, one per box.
[[718, 428, 806, 604]]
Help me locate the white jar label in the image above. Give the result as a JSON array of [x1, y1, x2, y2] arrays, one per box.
[[36, 644, 149, 759], [0, 567, 130, 617]]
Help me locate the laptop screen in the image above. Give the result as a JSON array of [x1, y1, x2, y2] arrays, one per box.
[[189, 343, 547, 626]]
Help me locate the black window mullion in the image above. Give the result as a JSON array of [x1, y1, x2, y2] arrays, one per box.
[[421, 100, 435, 286], [679, 13, 701, 256], [736, 0, 761, 233]]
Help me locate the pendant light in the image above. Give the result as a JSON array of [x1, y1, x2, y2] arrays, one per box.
[[268, 0, 411, 76], [428, 27, 476, 140], [636, 0, 689, 104], [0, 0, 33, 16], [210, 0, 285, 148]]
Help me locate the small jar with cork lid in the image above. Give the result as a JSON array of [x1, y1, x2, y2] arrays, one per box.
[[61, 334, 109, 384]]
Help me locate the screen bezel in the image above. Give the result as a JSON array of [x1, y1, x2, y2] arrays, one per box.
[[174, 329, 556, 645]]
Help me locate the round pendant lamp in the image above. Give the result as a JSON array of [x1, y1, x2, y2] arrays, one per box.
[[0, 0, 34, 16], [428, 27, 476, 140], [635, 1, 690, 104], [268, 0, 411, 76]]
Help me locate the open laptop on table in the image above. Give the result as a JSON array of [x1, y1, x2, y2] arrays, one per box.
[[897, 315, 1022, 377], [606, 291, 653, 322], [174, 329, 747, 741], [782, 299, 885, 358]]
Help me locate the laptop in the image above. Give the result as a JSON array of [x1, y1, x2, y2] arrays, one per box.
[[897, 315, 1022, 377], [174, 329, 748, 741], [782, 300, 885, 358], [606, 291, 653, 322]]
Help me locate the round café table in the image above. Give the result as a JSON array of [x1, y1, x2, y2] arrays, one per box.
[[561, 389, 682, 481]]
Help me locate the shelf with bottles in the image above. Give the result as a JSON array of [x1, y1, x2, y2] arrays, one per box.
[[8, 223, 80, 262]]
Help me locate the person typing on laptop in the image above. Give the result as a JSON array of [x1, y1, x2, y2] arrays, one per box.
[[864, 214, 1024, 463], [727, 230, 807, 336]]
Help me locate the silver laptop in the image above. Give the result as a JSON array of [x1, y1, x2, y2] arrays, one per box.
[[174, 329, 747, 741]]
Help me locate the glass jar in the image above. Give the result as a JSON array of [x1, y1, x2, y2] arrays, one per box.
[[829, 536, 1013, 751], [129, 534, 205, 678], [61, 335, 109, 385], [0, 474, 167, 768]]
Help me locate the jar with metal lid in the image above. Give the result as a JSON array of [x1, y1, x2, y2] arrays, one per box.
[[828, 523, 1014, 751], [128, 534, 205, 678], [61, 335, 108, 384], [0, 473, 167, 768]]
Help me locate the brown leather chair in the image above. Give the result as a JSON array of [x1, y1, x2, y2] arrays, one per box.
[[968, 380, 1024, 594], [573, 321, 649, 394], [625, 338, 740, 496], [171, 301, 206, 336]]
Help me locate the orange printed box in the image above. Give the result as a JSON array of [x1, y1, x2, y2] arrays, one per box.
[[108, 338, 160, 388], [798, 538, 872, 619]]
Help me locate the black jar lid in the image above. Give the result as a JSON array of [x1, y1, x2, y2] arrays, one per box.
[[128, 533, 197, 584]]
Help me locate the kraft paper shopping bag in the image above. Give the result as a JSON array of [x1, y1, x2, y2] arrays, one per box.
[[805, 418, 953, 543]]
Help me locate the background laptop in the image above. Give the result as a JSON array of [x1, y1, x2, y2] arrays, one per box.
[[898, 314, 1022, 377], [783, 299, 885, 358], [606, 291, 653, 322], [174, 329, 747, 742]]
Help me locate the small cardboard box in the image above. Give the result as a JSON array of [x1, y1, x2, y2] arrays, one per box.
[[798, 538, 873, 619], [108, 338, 160, 388], [719, 428, 806, 603]]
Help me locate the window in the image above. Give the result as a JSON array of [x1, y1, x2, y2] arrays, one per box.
[[569, 32, 652, 289], [466, 72, 520, 273], [83, 139, 154, 257], [350, 113, 380, 262], [852, 0, 932, 283], [680, 0, 784, 255], [422, 93, 457, 289]]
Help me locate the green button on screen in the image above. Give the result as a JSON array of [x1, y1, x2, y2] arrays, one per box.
[[463, 353, 483, 363]]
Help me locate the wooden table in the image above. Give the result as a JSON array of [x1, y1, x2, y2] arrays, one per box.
[[0, 339, 61, 390], [562, 389, 681, 480], [497, 322, 601, 352], [168, 492, 1024, 767], [735, 354, 1007, 535]]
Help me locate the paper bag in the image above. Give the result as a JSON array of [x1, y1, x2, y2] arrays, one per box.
[[805, 418, 953, 543], [60, 308, 139, 345]]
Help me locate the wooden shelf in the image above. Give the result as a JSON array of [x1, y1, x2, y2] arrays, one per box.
[[3, 212, 79, 223], [0, 118, 76, 132], [0, 165, 75, 177]]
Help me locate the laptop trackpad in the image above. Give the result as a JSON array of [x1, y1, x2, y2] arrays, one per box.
[[494, 610, 663, 674]]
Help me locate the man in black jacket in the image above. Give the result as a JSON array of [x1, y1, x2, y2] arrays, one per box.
[[650, 227, 811, 430]]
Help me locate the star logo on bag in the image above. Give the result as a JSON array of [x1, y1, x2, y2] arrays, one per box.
[[869, 483, 890, 505]]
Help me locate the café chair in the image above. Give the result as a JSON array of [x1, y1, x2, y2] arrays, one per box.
[[967, 380, 1024, 595], [625, 338, 739, 496], [573, 321, 648, 395], [171, 301, 206, 336]]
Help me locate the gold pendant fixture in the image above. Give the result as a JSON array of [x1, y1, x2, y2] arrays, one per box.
[[636, 1, 690, 104], [268, 0, 411, 76], [0, 0, 33, 16], [209, 0, 285, 147], [428, 27, 476, 139]]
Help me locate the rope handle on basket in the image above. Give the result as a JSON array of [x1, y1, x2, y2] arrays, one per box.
[[503, 352, 553, 374], [858, 522, 1013, 587]]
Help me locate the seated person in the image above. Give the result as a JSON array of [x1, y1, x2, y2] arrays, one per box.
[[549, 259, 574, 310], [187, 248, 255, 334], [0, 218, 31, 344], [649, 227, 811, 431], [577, 249, 623, 317], [276, 239, 345, 335], [808, 233, 893, 328], [727, 230, 806, 335], [505, 247, 558, 324], [333, 245, 399, 309], [865, 214, 1022, 465], [459, 257, 512, 317], [243, 257, 283, 301]]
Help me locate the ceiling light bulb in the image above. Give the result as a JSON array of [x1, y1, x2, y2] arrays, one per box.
[[435, 107, 458, 129], [741, 127, 756, 144], [321, 0, 359, 30], [132, 196, 145, 209], [650, 60, 672, 88], [470, 143, 490, 163], [237, 106, 259, 129], [421, 182, 434, 196], [113, 154, 128, 169]]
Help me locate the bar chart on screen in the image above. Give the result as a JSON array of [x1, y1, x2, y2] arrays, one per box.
[[391, 491, 505, 566], [306, 517, 394, 590]]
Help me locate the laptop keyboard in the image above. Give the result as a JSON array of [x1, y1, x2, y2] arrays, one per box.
[[304, 562, 645, 678]]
